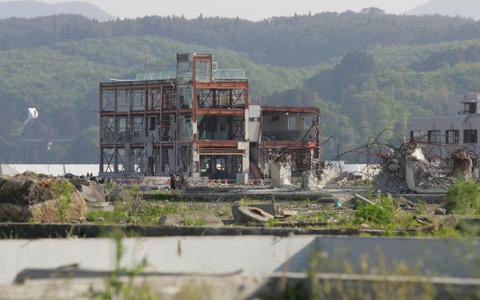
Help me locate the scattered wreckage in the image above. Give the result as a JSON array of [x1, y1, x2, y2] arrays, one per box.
[[0, 172, 107, 223], [373, 139, 474, 194]]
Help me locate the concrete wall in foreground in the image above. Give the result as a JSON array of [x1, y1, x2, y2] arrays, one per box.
[[1, 235, 479, 285], [0, 236, 316, 285]]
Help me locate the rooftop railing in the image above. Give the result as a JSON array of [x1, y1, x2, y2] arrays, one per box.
[[135, 69, 245, 81]]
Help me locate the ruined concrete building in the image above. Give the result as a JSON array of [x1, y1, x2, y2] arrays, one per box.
[[99, 53, 321, 182]]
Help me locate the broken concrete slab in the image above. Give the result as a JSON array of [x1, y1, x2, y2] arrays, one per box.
[[270, 162, 292, 188], [302, 170, 323, 190], [232, 206, 274, 223], [75, 182, 106, 203], [235, 203, 284, 218], [106, 188, 133, 203]]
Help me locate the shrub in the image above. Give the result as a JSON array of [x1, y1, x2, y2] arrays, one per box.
[[445, 179, 480, 214], [354, 194, 395, 226], [54, 180, 74, 222]]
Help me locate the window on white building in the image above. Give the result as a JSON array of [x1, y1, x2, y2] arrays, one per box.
[[428, 130, 442, 143], [288, 116, 297, 130], [445, 130, 459, 144], [410, 130, 426, 141], [464, 129, 478, 143]]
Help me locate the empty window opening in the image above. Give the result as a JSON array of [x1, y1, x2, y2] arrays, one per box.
[[464, 129, 478, 143]]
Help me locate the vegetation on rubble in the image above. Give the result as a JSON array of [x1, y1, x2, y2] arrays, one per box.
[[445, 179, 480, 214], [354, 194, 395, 227], [82, 185, 480, 238], [53, 180, 74, 223]]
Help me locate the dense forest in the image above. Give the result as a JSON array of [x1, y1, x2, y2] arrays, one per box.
[[1, 11, 480, 163]]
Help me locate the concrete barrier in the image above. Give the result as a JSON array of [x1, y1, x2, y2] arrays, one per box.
[[1, 235, 479, 298]]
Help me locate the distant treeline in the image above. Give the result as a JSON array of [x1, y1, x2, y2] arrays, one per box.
[[1, 12, 480, 67]]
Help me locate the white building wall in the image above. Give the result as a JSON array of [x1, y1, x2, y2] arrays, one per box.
[[248, 105, 261, 143], [408, 93, 480, 159]]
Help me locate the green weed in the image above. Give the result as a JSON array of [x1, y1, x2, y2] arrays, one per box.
[[184, 217, 205, 226], [446, 179, 480, 214], [103, 180, 116, 190], [89, 230, 161, 300], [354, 193, 395, 226], [54, 180, 74, 222], [414, 199, 428, 215], [266, 218, 279, 227], [306, 249, 436, 299]]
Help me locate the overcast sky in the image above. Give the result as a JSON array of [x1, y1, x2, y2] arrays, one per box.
[[1, 0, 431, 20]]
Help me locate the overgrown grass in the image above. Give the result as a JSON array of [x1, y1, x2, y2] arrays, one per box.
[[354, 194, 395, 227], [304, 249, 436, 299], [296, 211, 340, 223], [87, 201, 187, 225], [86, 184, 480, 237], [446, 179, 480, 214], [54, 180, 74, 222]]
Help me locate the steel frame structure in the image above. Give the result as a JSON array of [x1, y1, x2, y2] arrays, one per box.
[[99, 53, 322, 181], [99, 53, 250, 180]]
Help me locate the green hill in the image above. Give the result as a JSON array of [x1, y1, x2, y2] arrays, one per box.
[[1, 13, 480, 163]]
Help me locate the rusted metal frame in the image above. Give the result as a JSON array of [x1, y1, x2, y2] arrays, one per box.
[[100, 88, 115, 112], [101, 148, 114, 172], [131, 148, 144, 173], [151, 87, 161, 111], [261, 105, 320, 114], [101, 79, 172, 89], [194, 81, 248, 89], [166, 86, 178, 109], [116, 147, 125, 172], [245, 81, 249, 108], [131, 116, 144, 141], [101, 111, 148, 117], [131, 88, 144, 112], [160, 112, 174, 142], [193, 55, 212, 83], [196, 140, 238, 147], [197, 89, 213, 108], [195, 108, 245, 116], [231, 89, 246, 108], [315, 110, 322, 163], [143, 84, 148, 136], [178, 143, 192, 173], [263, 141, 308, 148], [234, 156, 243, 172], [199, 152, 244, 156], [198, 147, 243, 153], [258, 107, 265, 173], [231, 116, 245, 139]]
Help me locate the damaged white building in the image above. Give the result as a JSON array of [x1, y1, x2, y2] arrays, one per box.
[[408, 91, 480, 165]]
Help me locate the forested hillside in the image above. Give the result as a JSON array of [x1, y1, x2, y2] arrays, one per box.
[[1, 12, 480, 163]]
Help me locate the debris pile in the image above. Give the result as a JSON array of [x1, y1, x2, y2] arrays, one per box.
[[0, 172, 87, 223], [373, 140, 456, 194], [451, 148, 473, 180]]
